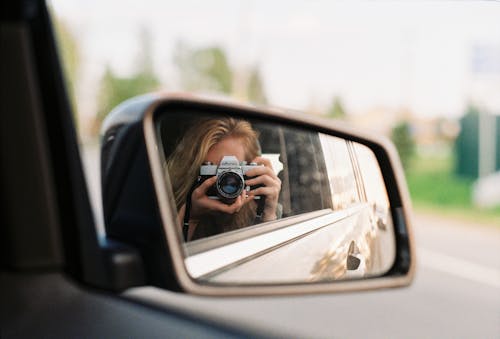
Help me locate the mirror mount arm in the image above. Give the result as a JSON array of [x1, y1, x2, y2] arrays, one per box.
[[97, 238, 146, 292]]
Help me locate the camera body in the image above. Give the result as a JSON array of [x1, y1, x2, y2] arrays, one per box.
[[199, 155, 262, 204]]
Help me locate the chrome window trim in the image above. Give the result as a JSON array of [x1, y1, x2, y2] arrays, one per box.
[[186, 209, 332, 255]]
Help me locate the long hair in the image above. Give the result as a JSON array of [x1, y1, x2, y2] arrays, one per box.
[[166, 117, 260, 238]]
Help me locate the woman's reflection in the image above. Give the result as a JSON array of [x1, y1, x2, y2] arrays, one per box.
[[166, 117, 281, 241]]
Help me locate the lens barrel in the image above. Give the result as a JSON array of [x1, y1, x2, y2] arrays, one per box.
[[216, 171, 244, 200]]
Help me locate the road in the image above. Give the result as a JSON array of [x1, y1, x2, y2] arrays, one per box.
[[82, 145, 500, 339]]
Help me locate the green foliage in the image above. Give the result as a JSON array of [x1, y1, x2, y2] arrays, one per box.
[[407, 155, 500, 225], [174, 43, 233, 94], [391, 121, 415, 171], [464, 104, 480, 117], [96, 67, 160, 124], [247, 67, 267, 104], [327, 96, 346, 119], [94, 29, 160, 133], [172, 44, 269, 104], [53, 17, 80, 121], [408, 156, 472, 207]]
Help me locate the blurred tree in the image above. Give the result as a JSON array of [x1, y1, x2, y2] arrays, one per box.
[[173, 43, 270, 106], [93, 29, 160, 135], [174, 43, 232, 94], [246, 66, 267, 104], [95, 68, 158, 123], [53, 17, 80, 122], [134, 27, 156, 77], [391, 121, 416, 171], [327, 96, 346, 119]]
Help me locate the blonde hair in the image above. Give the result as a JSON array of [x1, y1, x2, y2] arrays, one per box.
[[167, 117, 260, 212]]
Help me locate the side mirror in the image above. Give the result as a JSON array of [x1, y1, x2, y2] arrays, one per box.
[[101, 93, 415, 295]]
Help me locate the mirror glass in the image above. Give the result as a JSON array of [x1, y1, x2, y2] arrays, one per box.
[[156, 110, 396, 285]]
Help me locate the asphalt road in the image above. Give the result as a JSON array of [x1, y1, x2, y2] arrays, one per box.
[[82, 145, 500, 339]]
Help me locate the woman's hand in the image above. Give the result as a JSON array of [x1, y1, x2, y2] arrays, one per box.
[[189, 176, 252, 220], [244, 156, 282, 222]]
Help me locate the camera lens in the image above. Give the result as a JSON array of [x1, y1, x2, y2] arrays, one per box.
[[217, 172, 244, 199]]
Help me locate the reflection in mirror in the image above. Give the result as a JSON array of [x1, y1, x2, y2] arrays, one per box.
[[156, 111, 395, 285]]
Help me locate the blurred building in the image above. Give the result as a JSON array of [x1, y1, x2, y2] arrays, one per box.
[[456, 43, 500, 180], [455, 110, 500, 179]]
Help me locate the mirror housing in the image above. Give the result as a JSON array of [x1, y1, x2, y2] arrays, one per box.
[[101, 93, 415, 295]]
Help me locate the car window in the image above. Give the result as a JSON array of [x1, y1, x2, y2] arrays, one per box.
[[157, 113, 338, 241], [319, 135, 360, 210]]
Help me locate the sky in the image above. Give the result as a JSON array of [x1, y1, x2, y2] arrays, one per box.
[[49, 0, 500, 120]]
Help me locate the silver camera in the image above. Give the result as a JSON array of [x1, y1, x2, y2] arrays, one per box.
[[199, 155, 262, 204]]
